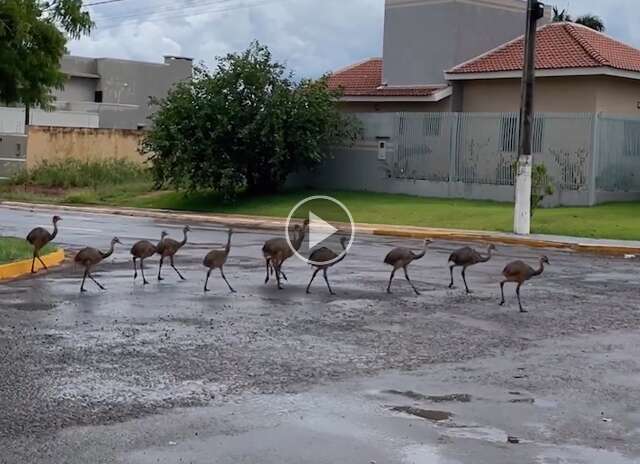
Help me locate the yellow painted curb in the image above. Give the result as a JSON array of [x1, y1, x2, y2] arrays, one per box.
[[0, 249, 65, 281]]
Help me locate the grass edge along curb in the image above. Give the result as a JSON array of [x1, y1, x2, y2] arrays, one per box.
[[2, 201, 640, 258], [0, 249, 65, 281]]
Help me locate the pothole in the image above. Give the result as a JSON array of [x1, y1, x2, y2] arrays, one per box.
[[391, 406, 453, 421]]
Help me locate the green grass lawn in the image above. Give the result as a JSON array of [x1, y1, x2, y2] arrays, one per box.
[[0, 237, 55, 265], [1, 182, 637, 241]]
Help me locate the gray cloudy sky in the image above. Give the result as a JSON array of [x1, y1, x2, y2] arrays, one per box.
[[69, 0, 640, 78]]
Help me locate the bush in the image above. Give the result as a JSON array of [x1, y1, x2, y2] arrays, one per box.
[[8, 158, 150, 189], [141, 42, 360, 200], [531, 164, 554, 216]]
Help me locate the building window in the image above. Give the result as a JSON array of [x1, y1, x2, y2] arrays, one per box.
[[500, 115, 544, 153], [94, 91, 103, 103], [624, 121, 640, 157]]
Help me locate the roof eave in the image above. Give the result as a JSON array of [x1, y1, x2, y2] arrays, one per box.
[[445, 67, 640, 81], [338, 87, 453, 103]]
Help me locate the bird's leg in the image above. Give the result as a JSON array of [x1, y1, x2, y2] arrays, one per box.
[[158, 257, 164, 281], [499, 281, 506, 306], [306, 268, 320, 294], [204, 269, 212, 292], [36, 252, 48, 271], [462, 267, 471, 294], [264, 258, 271, 284], [448, 264, 455, 288], [220, 267, 236, 293], [404, 266, 420, 295], [140, 258, 149, 285], [80, 268, 88, 293], [170, 256, 186, 281], [516, 283, 527, 313], [133, 257, 138, 281], [88, 272, 105, 290], [275, 261, 284, 290], [387, 269, 396, 294], [31, 252, 37, 274], [280, 266, 288, 281], [323, 268, 335, 295]]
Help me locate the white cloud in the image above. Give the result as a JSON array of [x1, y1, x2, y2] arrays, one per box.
[[68, 0, 638, 75]]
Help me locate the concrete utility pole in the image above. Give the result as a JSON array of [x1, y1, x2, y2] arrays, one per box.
[[513, 0, 544, 235]]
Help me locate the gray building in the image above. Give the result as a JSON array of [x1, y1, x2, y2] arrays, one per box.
[[54, 54, 193, 129], [382, 0, 551, 86]]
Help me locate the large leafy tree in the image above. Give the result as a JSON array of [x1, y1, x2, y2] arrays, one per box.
[[552, 6, 605, 32], [142, 42, 360, 198], [0, 1, 93, 109]]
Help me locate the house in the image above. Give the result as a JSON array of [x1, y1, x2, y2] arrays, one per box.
[[328, 0, 551, 112], [55, 54, 193, 129], [328, 0, 640, 116]]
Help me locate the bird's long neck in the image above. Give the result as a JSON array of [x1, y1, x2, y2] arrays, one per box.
[[479, 246, 493, 263], [293, 225, 307, 251], [224, 232, 232, 255], [532, 260, 545, 277], [101, 242, 116, 259], [50, 220, 59, 240], [178, 230, 188, 249], [412, 242, 428, 261]]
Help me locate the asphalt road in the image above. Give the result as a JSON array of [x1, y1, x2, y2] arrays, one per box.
[[0, 205, 639, 464]]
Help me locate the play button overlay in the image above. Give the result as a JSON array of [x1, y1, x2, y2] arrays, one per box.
[[286, 195, 355, 266]]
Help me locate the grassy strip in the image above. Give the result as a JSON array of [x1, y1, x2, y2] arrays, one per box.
[[1, 181, 639, 241], [0, 237, 55, 265]]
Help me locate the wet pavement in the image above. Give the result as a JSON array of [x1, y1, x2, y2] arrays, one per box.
[[0, 205, 639, 463]]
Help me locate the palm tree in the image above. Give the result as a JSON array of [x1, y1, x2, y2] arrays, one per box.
[[552, 6, 605, 32]]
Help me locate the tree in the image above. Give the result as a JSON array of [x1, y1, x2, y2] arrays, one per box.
[[574, 14, 605, 32], [142, 42, 360, 199], [552, 6, 605, 32], [0, 1, 93, 109]]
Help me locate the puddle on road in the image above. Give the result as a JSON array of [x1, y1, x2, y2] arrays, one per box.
[[441, 424, 509, 444], [402, 444, 458, 464], [391, 406, 453, 422], [384, 390, 472, 403]]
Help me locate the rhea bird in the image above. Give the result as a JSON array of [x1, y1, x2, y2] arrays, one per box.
[[203, 228, 235, 293], [384, 239, 432, 295], [74, 237, 121, 292], [306, 236, 349, 295], [263, 219, 309, 289], [448, 244, 496, 293], [499, 256, 549, 313], [156, 225, 190, 281], [26, 215, 61, 273], [130, 231, 168, 285]]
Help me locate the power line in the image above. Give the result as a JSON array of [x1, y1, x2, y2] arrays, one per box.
[[84, 0, 127, 6], [94, 0, 285, 30]]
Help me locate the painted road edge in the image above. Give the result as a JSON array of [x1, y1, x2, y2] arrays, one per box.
[[0, 249, 65, 281], [2, 201, 639, 257]]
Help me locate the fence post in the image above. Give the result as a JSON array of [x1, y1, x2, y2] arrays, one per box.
[[448, 113, 459, 191], [588, 112, 600, 206]]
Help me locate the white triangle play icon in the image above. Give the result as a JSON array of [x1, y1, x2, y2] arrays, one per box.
[[308, 212, 338, 249]]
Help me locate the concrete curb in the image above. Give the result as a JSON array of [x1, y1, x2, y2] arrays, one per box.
[[0, 249, 65, 281], [2, 201, 639, 257]]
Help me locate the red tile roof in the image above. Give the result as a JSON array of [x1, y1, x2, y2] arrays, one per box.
[[327, 58, 447, 97], [448, 22, 640, 75]]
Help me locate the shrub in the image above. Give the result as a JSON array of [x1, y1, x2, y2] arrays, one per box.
[[531, 164, 554, 216]]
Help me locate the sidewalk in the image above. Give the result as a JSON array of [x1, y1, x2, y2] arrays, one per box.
[[2, 200, 639, 257]]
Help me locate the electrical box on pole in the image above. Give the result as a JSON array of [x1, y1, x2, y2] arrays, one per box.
[[513, 0, 543, 235]]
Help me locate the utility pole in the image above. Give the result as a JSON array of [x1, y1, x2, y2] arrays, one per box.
[[513, 0, 544, 235]]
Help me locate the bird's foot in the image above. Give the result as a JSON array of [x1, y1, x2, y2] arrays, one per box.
[[519, 308, 528, 313], [80, 288, 87, 293], [386, 289, 392, 294], [278, 286, 284, 290], [414, 291, 421, 296], [204, 288, 210, 293], [306, 290, 311, 294], [466, 289, 473, 294], [158, 277, 164, 281], [499, 301, 505, 306], [229, 289, 237, 294], [330, 291, 336, 296], [179, 276, 187, 281], [448, 284, 454, 289], [143, 280, 150, 285]]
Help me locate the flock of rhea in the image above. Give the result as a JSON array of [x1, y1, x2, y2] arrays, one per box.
[[25, 215, 549, 312]]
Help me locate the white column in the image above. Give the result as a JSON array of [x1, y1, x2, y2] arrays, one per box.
[[513, 154, 532, 235]]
